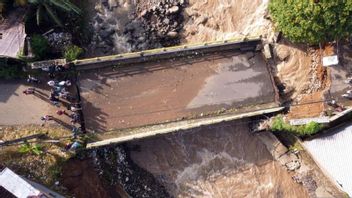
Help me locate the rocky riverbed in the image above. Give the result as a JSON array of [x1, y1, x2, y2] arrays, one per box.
[[86, 0, 186, 56]]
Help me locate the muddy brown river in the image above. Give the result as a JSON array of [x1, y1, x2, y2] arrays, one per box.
[[127, 120, 308, 197]]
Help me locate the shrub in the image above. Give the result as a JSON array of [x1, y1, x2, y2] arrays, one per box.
[[269, 0, 352, 44], [30, 34, 49, 59], [18, 142, 43, 156], [270, 116, 322, 137], [64, 45, 83, 61]]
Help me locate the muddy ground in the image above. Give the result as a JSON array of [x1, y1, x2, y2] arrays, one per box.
[[62, 158, 127, 198]]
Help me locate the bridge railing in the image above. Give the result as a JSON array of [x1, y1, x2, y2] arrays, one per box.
[[73, 35, 261, 70], [29, 35, 261, 70]]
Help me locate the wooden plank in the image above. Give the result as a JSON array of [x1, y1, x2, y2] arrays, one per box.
[[0, 134, 46, 147]]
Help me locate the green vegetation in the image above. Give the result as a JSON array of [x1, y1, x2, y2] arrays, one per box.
[[18, 142, 43, 155], [271, 116, 323, 137], [288, 142, 304, 152], [64, 45, 83, 61], [0, 126, 72, 186], [30, 34, 49, 59], [269, 0, 352, 44], [28, 0, 81, 26]]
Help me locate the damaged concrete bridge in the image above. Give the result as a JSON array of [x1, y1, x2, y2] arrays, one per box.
[[31, 36, 283, 148]]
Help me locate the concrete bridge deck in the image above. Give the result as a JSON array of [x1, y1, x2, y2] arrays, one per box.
[[78, 46, 278, 133]]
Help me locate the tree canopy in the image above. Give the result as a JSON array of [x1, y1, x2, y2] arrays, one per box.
[[28, 0, 81, 27], [269, 0, 352, 44]]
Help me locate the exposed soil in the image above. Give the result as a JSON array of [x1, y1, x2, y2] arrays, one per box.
[[272, 41, 329, 118], [92, 146, 171, 197], [288, 92, 326, 119], [61, 158, 128, 198]]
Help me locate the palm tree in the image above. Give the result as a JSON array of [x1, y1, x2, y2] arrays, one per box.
[[28, 0, 81, 27]]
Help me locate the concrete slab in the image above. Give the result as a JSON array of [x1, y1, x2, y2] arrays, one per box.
[[0, 9, 26, 57], [79, 50, 278, 132]]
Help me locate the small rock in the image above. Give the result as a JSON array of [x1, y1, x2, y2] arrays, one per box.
[[167, 31, 178, 38], [168, 5, 179, 14], [163, 18, 170, 24], [100, 28, 115, 39], [140, 10, 148, 17], [285, 160, 300, 171], [94, 15, 104, 23]]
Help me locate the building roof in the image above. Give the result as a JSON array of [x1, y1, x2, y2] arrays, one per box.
[[0, 168, 65, 198], [0, 9, 26, 57], [0, 168, 41, 198], [304, 124, 352, 196]]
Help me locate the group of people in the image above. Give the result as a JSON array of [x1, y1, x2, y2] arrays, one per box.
[[24, 63, 85, 141]]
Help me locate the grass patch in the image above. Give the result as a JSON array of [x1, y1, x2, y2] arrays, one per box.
[[0, 126, 72, 186], [64, 45, 83, 61], [288, 142, 304, 152], [270, 115, 323, 137]]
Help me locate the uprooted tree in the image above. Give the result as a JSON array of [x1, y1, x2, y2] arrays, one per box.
[[269, 0, 352, 44]]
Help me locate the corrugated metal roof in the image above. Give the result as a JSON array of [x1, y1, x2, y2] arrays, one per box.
[[0, 168, 41, 198], [0, 9, 26, 57], [304, 124, 352, 196]]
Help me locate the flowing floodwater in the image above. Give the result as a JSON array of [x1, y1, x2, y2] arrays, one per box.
[[127, 120, 309, 197]]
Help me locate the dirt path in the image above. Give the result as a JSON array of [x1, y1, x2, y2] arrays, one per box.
[[0, 80, 51, 125]]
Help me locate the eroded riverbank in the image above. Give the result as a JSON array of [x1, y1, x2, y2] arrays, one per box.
[[126, 120, 309, 197]]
